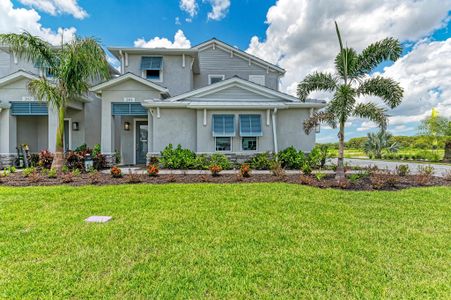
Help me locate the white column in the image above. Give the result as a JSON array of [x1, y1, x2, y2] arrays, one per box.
[[272, 108, 278, 154], [147, 110, 152, 154], [47, 104, 58, 152], [101, 101, 114, 154], [0, 109, 12, 153]]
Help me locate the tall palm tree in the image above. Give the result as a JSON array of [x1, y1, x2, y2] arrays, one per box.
[[0, 32, 110, 169], [298, 22, 404, 181]]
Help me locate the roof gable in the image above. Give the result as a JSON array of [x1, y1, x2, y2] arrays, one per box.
[[0, 70, 38, 88], [90, 72, 168, 94], [168, 77, 299, 103], [193, 39, 285, 74]]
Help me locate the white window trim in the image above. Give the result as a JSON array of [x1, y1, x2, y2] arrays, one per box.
[[215, 136, 233, 152], [141, 56, 163, 82], [208, 74, 225, 85], [241, 136, 259, 152]]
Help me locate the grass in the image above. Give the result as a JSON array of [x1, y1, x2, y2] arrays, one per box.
[[1, 184, 450, 298], [329, 148, 445, 160]]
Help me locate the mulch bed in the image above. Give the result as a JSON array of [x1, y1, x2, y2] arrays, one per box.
[[0, 172, 450, 191]]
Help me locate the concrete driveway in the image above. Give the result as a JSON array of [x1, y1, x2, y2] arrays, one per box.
[[332, 158, 451, 177]]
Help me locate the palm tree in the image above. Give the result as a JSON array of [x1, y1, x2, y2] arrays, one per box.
[[363, 130, 399, 159], [0, 32, 110, 169], [418, 108, 451, 161], [298, 22, 404, 181]]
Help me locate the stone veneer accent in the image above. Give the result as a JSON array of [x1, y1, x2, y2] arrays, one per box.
[[103, 154, 116, 168], [0, 154, 16, 169]]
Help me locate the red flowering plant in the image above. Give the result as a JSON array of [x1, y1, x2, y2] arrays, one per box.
[[209, 164, 222, 177], [147, 164, 159, 177], [240, 163, 252, 178], [110, 166, 122, 178]]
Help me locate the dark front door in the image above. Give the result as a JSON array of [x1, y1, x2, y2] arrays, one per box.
[[64, 120, 70, 152], [135, 121, 148, 164]]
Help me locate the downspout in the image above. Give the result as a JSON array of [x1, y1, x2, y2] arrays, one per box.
[[272, 108, 278, 154]]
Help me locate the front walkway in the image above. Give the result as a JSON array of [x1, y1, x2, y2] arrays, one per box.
[[334, 158, 451, 177]]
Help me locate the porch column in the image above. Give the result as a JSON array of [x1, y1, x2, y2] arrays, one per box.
[[101, 101, 115, 166], [0, 108, 17, 167], [47, 104, 58, 152]]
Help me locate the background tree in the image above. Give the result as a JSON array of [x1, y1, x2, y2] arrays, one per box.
[[418, 108, 451, 161], [0, 32, 110, 169], [363, 130, 399, 159], [298, 22, 403, 181]]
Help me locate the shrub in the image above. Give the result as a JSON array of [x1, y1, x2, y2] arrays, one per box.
[[417, 165, 434, 177], [61, 172, 74, 183], [74, 143, 88, 152], [126, 169, 141, 184], [160, 144, 197, 169], [209, 165, 222, 177], [277, 146, 305, 169], [38, 150, 54, 169], [315, 172, 326, 181], [209, 153, 231, 170], [110, 166, 122, 178], [89, 170, 100, 184], [22, 167, 36, 178], [93, 153, 107, 170], [61, 166, 70, 174], [147, 164, 159, 177], [148, 156, 159, 166], [92, 144, 101, 156], [1, 169, 10, 177], [301, 163, 312, 175], [47, 168, 57, 179], [250, 152, 272, 170], [29, 154, 39, 167], [299, 175, 316, 185], [370, 174, 386, 190], [270, 160, 285, 177], [72, 169, 81, 177], [28, 171, 40, 183], [396, 164, 410, 176], [306, 147, 323, 169], [240, 163, 251, 178], [193, 154, 209, 170], [443, 170, 451, 181], [65, 151, 84, 170], [348, 173, 362, 184]]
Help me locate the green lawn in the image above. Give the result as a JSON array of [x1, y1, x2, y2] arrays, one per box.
[[1, 184, 450, 299]]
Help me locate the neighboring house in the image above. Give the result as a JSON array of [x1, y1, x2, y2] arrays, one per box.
[[0, 38, 325, 168]]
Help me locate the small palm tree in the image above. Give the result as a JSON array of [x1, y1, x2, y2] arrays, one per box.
[[363, 130, 399, 159], [418, 109, 451, 161], [298, 22, 404, 181], [0, 32, 110, 169]]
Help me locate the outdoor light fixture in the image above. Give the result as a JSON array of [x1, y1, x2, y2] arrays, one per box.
[[72, 122, 79, 131], [124, 121, 130, 131]]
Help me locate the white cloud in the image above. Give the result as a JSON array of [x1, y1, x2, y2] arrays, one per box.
[[0, 0, 76, 45], [18, 0, 88, 19], [205, 0, 230, 21], [179, 0, 198, 17], [175, 16, 181, 25], [247, 0, 451, 137], [134, 30, 191, 48]]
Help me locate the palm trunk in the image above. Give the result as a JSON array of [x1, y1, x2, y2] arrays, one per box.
[[444, 139, 451, 162], [51, 105, 65, 170], [335, 121, 346, 181]]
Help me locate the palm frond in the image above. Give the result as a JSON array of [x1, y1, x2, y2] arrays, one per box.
[[28, 78, 62, 108], [303, 111, 337, 134], [353, 102, 387, 130], [0, 32, 56, 68], [357, 76, 403, 108], [335, 48, 360, 82], [356, 38, 402, 74], [297, 72, 337, 101], [328, 84, 356, 123]]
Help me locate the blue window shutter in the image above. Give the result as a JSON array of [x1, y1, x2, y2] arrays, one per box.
[[10, 102, 48, 116], [212, 115, 235, 137], [240, 115, 262, 137], [140, 57, 163, 70], [112, 103, 147, 116]]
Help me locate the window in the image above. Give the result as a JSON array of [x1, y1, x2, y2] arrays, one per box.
[[242, 137, 257, 151], [216, 137, 231, 151], [141, 57, 163, 81], [208, 74, 225, 85], [239, 114, 262, 137], [249, 75, 265, 85], [212, 114, 235, 137]]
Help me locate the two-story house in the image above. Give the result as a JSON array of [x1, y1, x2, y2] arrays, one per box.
[[0, 38, 325, 168], [90, 38, 326, 165]]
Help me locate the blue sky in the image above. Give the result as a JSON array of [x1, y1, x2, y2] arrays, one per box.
[[2, 0, 451, 142]]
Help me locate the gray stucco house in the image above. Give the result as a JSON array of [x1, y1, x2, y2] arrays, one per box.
[[0, 38, 325, 168]]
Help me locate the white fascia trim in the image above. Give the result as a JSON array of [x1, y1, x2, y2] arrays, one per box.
[[90, 73, 168, 93], [0, 70, 39, 87], [167, 77, 299, 102]]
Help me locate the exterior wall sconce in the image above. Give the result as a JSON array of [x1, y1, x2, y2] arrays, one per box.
[[124, 121, 130, 131], [72, 122, 79, 131]]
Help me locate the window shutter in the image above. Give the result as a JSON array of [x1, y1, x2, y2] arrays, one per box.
[[212, 115, 235, 137], [240, 115, 262, 137], [140, 57, 163, 70], [10, 102, 48, 116], [112, 103, 147, 116]]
